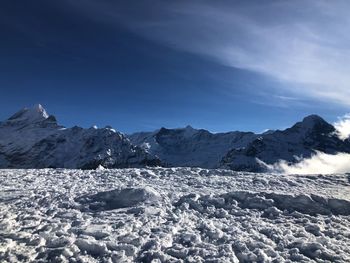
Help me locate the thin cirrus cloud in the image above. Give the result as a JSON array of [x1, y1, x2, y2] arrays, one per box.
[[71, 0, 350, 106]]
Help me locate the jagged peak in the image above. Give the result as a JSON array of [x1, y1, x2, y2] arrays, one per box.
[[155, 125, 198, 139], [181, 125, 198, 137], [7, 104, 54, 124], [298, 114, 331, 129], [301, 114, 326, 124], [288, 114, 334, 134]]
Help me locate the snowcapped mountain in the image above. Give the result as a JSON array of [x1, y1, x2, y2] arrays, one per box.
[[220, 115, 350, 172], [129, 126, 257, 168], [1, 105, 349, 171], [0, 105, 160, 169]]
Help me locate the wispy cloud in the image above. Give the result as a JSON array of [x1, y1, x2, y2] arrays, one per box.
[[334, 114, 350, 140], [266, 151, 350, 175], [70, 0, 350, 106]]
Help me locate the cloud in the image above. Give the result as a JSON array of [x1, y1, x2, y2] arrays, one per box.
[[334, 114, 350, 140], [68, 0, 350, 106], [265, 151, 350, 175]]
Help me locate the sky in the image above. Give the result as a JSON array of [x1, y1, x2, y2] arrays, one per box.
[[0, 0, 349, 133]]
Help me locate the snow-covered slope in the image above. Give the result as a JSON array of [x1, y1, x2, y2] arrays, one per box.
[[2, 106, 349, 171], [221, 115, 350, 171], [129, 126, 256, 168], [0, 105, 160, 169], [1, 168, 350, 262]]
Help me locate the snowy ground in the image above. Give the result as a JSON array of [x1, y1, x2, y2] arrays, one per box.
[[1, 168, 350, 262]]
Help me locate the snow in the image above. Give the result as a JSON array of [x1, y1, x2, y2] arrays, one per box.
[[0, 105, 159, 169], [7, 104, 49, 123], [221, 114, 350, 172], [76, 186, 162, 211], [1, 168, 350, 262], [129, 128, 256, 168], [2, 105, 350, 173]]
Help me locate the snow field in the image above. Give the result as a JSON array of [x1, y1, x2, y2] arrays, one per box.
[[1, 168, 350, 262]]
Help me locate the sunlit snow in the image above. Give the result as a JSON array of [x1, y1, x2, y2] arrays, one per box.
[[1, 168, 350, 262]]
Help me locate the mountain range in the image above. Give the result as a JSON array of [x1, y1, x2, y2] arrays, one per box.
[[0, 104, 349, 171], [0, 105, 159, 169]]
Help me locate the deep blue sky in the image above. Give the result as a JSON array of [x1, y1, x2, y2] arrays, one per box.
[[0, 0, 349, 133]]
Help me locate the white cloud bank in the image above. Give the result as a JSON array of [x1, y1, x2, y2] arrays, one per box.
[[334, 114, 350, 140], [267, 151, 350, 175]]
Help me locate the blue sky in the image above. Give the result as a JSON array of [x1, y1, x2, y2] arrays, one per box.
[[0, 0, 349, 133]]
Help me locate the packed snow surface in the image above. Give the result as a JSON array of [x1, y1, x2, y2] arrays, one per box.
[[1, 168, 350, 262]]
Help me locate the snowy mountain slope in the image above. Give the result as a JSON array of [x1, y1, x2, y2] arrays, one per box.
[[1, 105, 349, 171], [0, 105, 160, 169], [221, 115, 350, 171], [129, 126, 257, 168], [1, 168, 350, 262]]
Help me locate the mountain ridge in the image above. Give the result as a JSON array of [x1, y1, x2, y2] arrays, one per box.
[[1, 104, 349, 171], [0, 105, 160, 169], [220, 115, 350, 171]]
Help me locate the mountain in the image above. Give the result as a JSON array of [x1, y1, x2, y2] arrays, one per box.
[[220, 115, 350, 172], [0, 104, 160, 169], [129, 126, 257, 168], [1, 105, 349, 171]]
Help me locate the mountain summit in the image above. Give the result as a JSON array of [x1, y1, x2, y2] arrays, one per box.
[[8, 104, 48, 121], [289, 114, 334, 134], [129, 126, 256, 168], [0, 105, 160, 169], [6, 104, 57, 127], [220, 114, 350, 171], [1, 106, 349, 171]]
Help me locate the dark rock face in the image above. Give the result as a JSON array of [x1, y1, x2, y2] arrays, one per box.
[[221, 115, 350, 171]]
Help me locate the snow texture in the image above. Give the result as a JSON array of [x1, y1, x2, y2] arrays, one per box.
[[1, 168, 350, 262]]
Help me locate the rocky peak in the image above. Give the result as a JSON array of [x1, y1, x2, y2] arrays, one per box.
[[6, 104, 57, 126], [288, 114, 334, 134]]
